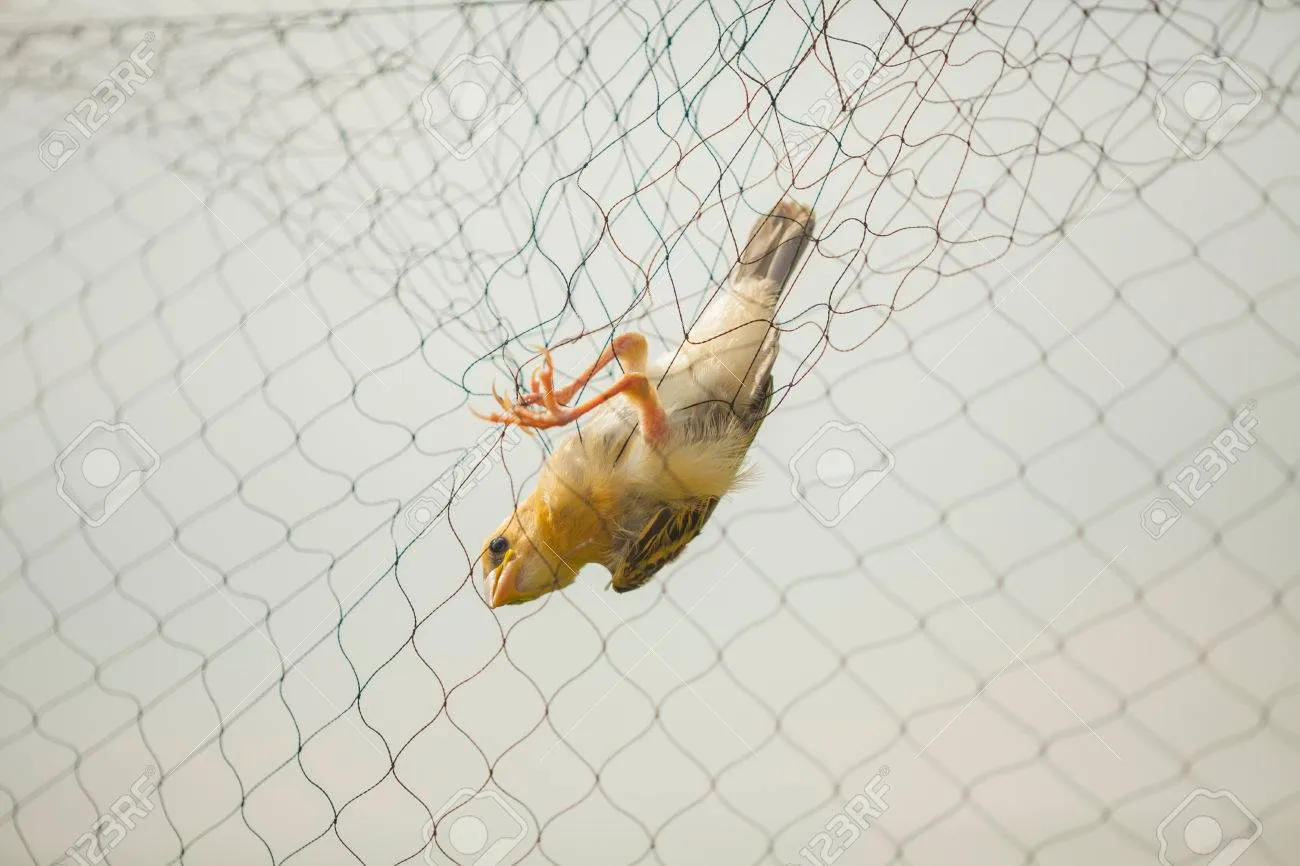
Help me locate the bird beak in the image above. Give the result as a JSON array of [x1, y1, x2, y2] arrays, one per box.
[[486, 550, 523, 608]]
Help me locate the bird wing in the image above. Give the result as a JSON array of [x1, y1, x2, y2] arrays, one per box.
[[610, 495, 720, 592]]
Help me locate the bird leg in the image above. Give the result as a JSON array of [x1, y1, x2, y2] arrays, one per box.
[[475, 332, 668, 445], [517, 332, 649, 408]]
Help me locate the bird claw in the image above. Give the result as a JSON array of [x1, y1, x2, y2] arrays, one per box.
[[517, 346, 563, 410], [475, 347, 576, 432]]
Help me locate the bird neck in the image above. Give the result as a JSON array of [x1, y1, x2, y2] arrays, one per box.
[[531, 476, 616, 573]]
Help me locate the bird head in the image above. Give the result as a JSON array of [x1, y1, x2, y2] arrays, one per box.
[[481, 496, 588, 607]]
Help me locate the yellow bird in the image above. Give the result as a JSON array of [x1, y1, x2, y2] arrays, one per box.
[[476, 200, 815, 607]]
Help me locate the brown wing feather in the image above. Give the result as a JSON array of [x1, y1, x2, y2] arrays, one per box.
[[606, 350, 770, 593], [611, 496, 720, 592]]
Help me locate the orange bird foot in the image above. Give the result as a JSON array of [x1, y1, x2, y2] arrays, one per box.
[[474, 347, 579, 431], [474, 335, 668, 444]]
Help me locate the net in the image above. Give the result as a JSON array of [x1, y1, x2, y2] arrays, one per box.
[[1, 0, 1298, 864]]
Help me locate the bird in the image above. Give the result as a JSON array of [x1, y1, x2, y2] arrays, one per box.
[[475, 199, 815, 607]]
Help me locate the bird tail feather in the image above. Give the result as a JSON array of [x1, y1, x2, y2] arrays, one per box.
[[733, 199, 815, 302], [676, 199, 814, 414]]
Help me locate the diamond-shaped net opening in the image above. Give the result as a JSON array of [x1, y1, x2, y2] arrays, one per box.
[[1, 1, 1298, 865]]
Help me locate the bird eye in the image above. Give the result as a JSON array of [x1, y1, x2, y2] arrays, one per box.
[[488, 536, 509, 557]]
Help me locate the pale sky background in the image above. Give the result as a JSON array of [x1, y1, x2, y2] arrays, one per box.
[[0, 1, 1298, 865]]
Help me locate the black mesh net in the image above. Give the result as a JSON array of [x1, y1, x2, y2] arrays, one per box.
[[2, 1, 1298, 864]]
